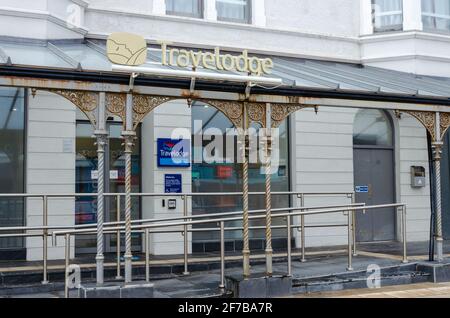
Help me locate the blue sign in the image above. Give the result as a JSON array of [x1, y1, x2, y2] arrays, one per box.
[[165, 174, 182, 193], [355, 186, 369, 193], [157, 138, 191, 167]]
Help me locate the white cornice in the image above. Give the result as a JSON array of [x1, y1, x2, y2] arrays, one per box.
[[362, 54, 450, 64], [72, 0, 89, 8], [85, 6, 360, 44], [360, 30, 450, 44], [0, 7, 89, 36]]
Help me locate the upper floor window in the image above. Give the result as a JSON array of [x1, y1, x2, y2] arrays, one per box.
[[372, 0, 403, 32], [216, 0, 251, 24], [422, 0, 450, 32], [166, 0, 203, 18]]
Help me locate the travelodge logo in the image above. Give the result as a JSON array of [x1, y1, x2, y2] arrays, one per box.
[[107, 32, 148, 66], [157, 138, 191, 168], [106, 32, 274, 75]]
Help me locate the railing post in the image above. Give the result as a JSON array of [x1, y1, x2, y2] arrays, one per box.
[[219, 221, 225, 290], [347, 210, 353, 271], [351, 193, 357, 257], [64, 233, 70, 299], [42, 195, 49, 285], [402, 205, 408, 264], [299, 194, 306, 263], [116, 194, 122, 280], [287, 212, 292, 277], [183, 194, 190, 275], [145, 228, 150, 282]]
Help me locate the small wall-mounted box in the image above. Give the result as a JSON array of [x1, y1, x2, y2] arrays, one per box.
[[411, 166, 426, 188]]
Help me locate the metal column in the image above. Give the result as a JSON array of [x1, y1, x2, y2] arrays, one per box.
[[433, 112, 444, 262], [242, 103, 251, 278], [94, 92, 107, 285], [264, 103, 273, 277], [122, 93, 136, 283]]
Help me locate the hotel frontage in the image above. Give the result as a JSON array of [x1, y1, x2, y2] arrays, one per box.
[[1, 0, 450, 287]]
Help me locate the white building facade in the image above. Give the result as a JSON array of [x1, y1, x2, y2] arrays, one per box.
[[0, 0, 449, 261]]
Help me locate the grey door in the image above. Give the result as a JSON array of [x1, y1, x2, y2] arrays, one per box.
[[353, 148, 395, 242]]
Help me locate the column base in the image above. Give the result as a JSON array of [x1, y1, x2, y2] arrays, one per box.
[[226, 273, 292, 298]]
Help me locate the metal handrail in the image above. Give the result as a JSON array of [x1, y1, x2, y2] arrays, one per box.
[[0, 191, 355, 284], [53, 202, 406, 297]]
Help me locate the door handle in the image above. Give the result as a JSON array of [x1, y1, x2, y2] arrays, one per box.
[[368, 184, 373, 199]]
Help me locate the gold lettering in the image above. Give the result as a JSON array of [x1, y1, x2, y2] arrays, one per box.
[[262, 58, 274, 74], [190, 51, 203, 70], [215, 47, 224, 70], [159, 41, 170, 66], [169, 48, 177, 66], [221, 54, 235, 71], [177, 50, 190, 67], [202, 52, 215, 70], [235, 50, 249, 73]]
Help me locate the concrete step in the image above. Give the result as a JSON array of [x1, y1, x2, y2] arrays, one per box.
[[291, 263, 432, 295]]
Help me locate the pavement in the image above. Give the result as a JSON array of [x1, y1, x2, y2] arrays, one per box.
[[0, 241, 449, 298], [294, 282, 450, 298]]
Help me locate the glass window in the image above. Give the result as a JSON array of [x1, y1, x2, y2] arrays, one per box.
[[353, 109, 393, 147], [75, 122, 142, 254], [166, 0, 203, 18], [0, 87, 25, 256], [372, 0, 403, 32], [191, 102, 290, 251], [217, 0, 251, 23], [422, 0, 450, 32]]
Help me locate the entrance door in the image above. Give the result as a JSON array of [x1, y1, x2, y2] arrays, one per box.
[[353, 109, 395, 242], [75, 122, 141, 254]]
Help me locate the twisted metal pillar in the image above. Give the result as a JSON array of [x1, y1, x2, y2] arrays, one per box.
[[242, 105, 251, 279], [94, 131, 108, 285], [264, 129, 273, 276], [432, 141, 444, 262], [122, 131, 136, 283]]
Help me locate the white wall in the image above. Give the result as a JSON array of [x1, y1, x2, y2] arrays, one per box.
[[291, 107, 355, 247], [142, 100, 192, 255], [26, 91, 76, 261], [398, 114, 431, 242], [290, 107, 431, 248]]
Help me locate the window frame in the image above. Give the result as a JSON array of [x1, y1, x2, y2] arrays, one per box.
[[422, 0, 450, 33], [371, 0, 404, 33], [165, 0, 204, 19], [216, 0, 252, 24]]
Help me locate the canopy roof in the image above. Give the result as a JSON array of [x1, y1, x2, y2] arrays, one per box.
[[1, 37, 450, 104]]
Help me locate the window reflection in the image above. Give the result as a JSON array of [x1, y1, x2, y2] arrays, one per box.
[[0, 87, 25, 254], [353, 109, 393, 147], [191, 102, 290, 251]]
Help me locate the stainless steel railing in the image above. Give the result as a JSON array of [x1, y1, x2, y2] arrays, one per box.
[[0, 191, 355, 284], [50, 202, 407, 298]]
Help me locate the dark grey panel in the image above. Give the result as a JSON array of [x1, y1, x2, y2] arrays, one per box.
[[354, 148, 395, 242], [442, 132, 450, 240]]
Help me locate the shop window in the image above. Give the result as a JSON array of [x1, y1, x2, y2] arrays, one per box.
[[353, 109, 393, 147], [166, 0, 203, 18], [372, 0, 403, 32], [0, 87, 25, 256], [216, 0, 251, 23], [191, 102, 290, 250], [422, 0, 450, 32]]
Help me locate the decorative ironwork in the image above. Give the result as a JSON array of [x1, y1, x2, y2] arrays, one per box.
[[271, 103, 309, 128], [247, 102, 266, 127], [105, 93, 127, 124], [440, 112, 450, 139], [401, 111, 437, 141], [132, 95, 174, 130], [47, 89, 98, 127], [199, 99, 244, 128]]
